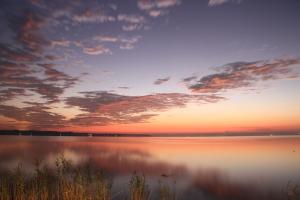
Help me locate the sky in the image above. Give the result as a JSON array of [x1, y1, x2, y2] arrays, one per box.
[[0, 0, 300, 134]]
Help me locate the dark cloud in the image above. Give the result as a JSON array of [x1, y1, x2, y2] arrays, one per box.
[[0, 7, 79, 104], [39, 63, 78, 87], [66, 91, 224, 126], [154, 77, 170, 85], [118, 86, 130, 90], [18, 13, 49, 53], [0, 88, 27, 103], [0, 60, 79, 103], [187, 58, 300, 93], [0, 104, 67, 130], [182, 75, 198, 83]]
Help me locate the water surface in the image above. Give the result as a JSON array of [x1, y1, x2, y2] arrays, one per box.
[[0, 136, 299, 199]]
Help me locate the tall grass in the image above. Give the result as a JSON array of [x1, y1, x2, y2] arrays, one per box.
[[1, 157, 297, 200], [129, 173, 150, 200], [159, 182, 176, 200], [0, 156, 112, 200]]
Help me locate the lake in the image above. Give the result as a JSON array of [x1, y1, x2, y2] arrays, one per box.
[[0, 136, 299, 200]]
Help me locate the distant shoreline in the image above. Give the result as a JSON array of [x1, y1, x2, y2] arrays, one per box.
[[0, 130, 299, 137]]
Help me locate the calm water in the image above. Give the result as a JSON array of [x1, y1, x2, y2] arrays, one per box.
[[0, 136, 299, 199]]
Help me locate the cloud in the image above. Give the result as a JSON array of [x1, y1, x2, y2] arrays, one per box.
[[138, 0, 179, 18], [138, 0, 181, 10], [118, 86, 130, 89], [93, 35, 141, 50], [65, 91, 224, 126], [18, 13, 49, 53], [117, 14, 146, 31], [39, 63, 78, 88], [0, 88, 27, 103], [208, 0, 242, 7], [154, 77, 171, 85], [0, 55, 79, 103], [148, 10, 167, 18], [0, 8, 80, 104], [119, 43, 135, 50], [93, 35, 119, 43], [117, 14, 146, 24], [73, 10, 115, 23], [0, 104, 67, 130], [51, 39, 71, 47], [208, 0, 228, 6], [83, 45, 112, 55], [119, 36, 142, 49], [121, 24, 142, 32], [186, 58, 300, 93], [182, 76, 198, 83]]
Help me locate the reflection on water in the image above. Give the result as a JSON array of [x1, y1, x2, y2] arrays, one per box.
[[0, 136, 299, 200]]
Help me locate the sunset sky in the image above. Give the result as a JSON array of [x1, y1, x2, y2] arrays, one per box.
[[0, 0, 300, 133]]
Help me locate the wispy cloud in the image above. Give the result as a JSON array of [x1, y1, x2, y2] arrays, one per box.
[[118, 86, 130, 90], [186, 58, 300, 93], [66, 91, 224, 126], [154, 77, 171, 85], [148, 10, 167, 18], [208, 0, 242, 7], [51, 39, 71, 47], [138, 0, 180, 18], [117, 14, 146, 24], [138, 0, 181, 10], [93, 35, 119, 43], [182, 75, 198, 83], [0, 104, 67, 129], [93, 35, 142, 50], [0, 11, 79, 104], [83, 45, 112, 55], [73, 10, 116, 23]]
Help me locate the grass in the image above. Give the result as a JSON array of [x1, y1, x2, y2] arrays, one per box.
[[0, 156, 299, 200], [0, 156, 112, 200], [158, 181, 176, 200], [0, 156, 176, 200], [129, 173, 150, 200]]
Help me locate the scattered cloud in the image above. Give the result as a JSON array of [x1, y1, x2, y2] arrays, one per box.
[[182, 76, 198, 83], [186, 58, 300, 93], [208, 0, 242, 7], [117, 14, 146, 24], [0, 7, 80, 105], [154, 77, 171, 85], [83, 45, 112, 55], [93, 35, 119, 43], [138, 0, 180, 18], [118, 86, 130, 90], [93, 35, 141, 50], [119, 36, 142, 50], [0, 88, 28, 103], [0, 51, 78, 104], [138, 0, 181, 10], [73, 10, 115, 23], [18, 13, 49, 53], [117, 14, 147, 31], [51, 39, 71, 47], [0, 104, 67, 129], [149, 10, 167, 18], [65, 91, 224, 126]]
